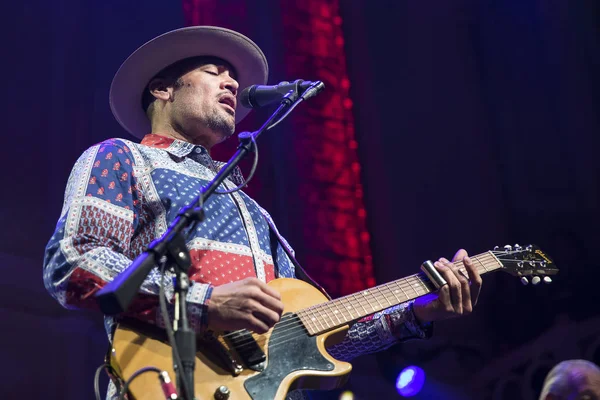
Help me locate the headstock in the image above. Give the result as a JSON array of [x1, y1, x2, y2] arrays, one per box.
[[493, 244, 558, 285]]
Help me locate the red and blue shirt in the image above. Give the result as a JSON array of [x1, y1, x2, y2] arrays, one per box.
[[43, 134, 429, 370]]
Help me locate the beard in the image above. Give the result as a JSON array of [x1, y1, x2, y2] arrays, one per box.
[[205, 107, 235, 142]]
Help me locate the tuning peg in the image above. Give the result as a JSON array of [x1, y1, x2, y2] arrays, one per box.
[[532, 276, 541, 285], [520, 277, 529, 286], [504, 245, 512, 252], [543, 276, 552, 284], [514, 244, 522, 251], [494, 246, 499, 250]]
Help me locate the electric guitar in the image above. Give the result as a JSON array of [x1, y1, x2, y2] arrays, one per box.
[[108, 244, 558, 399]]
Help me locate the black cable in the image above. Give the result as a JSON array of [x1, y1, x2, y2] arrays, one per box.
[[94, 363, 110, 400], [213, 137, 258, 195], [187, 182, 204, 238], [265, 97, 305, 131], [159, 260, 193, 399], [117, 366, 162, 400]]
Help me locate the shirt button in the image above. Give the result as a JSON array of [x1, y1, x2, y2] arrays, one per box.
[[194, 148, 202, 154]]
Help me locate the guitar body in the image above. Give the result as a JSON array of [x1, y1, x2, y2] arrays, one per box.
[[110, 278, 352, 400]]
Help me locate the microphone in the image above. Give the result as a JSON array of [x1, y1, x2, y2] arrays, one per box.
[[240, 79, 324, 108]]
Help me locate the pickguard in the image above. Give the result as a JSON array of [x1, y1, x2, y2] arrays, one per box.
[[243, 313, 334, 399]]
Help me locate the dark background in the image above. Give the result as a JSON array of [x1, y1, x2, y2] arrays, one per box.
[[1, 0, 599, 399]]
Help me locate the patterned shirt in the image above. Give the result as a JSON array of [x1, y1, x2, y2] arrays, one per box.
[[43, 134, 430, 397]]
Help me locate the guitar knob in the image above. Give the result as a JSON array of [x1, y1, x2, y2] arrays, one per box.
[[532, 276, 541, 285], [214, 386, 231, 400], [520, 277, 529, 286], [543, 276, 552, 284]]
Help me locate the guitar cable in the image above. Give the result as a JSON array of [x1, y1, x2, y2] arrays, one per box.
[[94, 363, 110, 400], [117, 366, 162, 400]]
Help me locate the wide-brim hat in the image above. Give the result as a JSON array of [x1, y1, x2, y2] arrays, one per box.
[[109, 26, 269, 139]]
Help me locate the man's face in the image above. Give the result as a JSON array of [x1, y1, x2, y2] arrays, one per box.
[[168, 59, 239, 146]]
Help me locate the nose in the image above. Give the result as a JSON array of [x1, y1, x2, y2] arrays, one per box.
[[222, 75, 239, 96]]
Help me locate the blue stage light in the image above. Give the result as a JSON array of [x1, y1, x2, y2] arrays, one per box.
[[396, 366, 425, 397]]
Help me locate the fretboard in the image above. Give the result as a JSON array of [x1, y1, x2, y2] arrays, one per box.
[[297, 251, 502, 336]]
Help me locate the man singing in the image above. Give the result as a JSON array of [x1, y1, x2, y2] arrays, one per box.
[[43, 26, 482, 399]]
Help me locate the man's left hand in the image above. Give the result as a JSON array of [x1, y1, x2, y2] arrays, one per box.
[[412, 249, 482, 323]]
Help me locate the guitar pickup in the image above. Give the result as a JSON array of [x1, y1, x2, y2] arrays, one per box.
[[226, 329, 266, 372], [200, 334, 244, 376]]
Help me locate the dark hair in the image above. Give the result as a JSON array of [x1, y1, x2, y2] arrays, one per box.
[[141, 56, 237, 113]]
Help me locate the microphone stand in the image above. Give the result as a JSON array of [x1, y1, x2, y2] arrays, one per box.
[[95, 82, 322, 399]]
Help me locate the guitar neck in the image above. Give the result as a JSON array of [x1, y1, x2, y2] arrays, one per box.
[[297, 251, 503, 336]]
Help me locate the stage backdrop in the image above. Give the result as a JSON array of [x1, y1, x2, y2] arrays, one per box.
[[1, 0, 599, 399]]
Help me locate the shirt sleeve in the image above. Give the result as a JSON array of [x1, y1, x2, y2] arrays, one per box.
[[42, 139, 213, 332], [325, 301, 432, 362]]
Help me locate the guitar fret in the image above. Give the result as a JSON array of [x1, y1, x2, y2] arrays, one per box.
[[330, 301, 344, 324], [322, 304, 337, 327], [312, 307, 327, 332], [385, 283, 402, 303], [341, 296, 357, 321], [416, 275, 430, 294], [378, 284, 392, 307], [390, 282, 406, 302], [373, 287, 386, 309], [474, 255, 489, 272], [387, 284, 402, 306], [317, 304, 333, 330], [299, 310, 316, 334], [487, 251, 503, 271], [417, 276, 429, 295], [361, 289, 378, 313], [395, 280, 409, 300], [354, 293, 370, 315], [407, 278, 419, 297], [380, 286, 394, 307], [407, 278, 420, 299]]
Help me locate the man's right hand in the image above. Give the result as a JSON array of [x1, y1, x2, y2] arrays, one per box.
[[206, 277, 284, 334]]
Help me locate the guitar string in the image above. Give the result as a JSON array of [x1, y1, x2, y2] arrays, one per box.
[[266, 253, 549, 349], [220, 254, 499, 346], [220, 252, 500, 341], [218, 252, 544, 352], [219, 252, 533, 353], [218, 253, 502, 346], [217, 254, 502, 351], [230, 257, 536, 353], [217, 250, 542, 349], [230, 260, 500, 350]]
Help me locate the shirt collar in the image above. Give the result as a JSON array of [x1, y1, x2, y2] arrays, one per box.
[[140, 133, 246, 186], [140, 133, 209, 159]]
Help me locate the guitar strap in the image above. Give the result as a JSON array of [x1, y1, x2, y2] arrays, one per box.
[[263, 215, 331, 301]]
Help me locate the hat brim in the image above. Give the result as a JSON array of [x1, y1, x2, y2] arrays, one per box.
[[109, 26, 268, 139]]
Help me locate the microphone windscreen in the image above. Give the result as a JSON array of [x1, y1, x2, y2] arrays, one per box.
[[240, 85, 257, 109]]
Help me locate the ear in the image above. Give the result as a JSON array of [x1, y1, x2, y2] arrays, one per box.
[[147, 77, 173, 102]]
